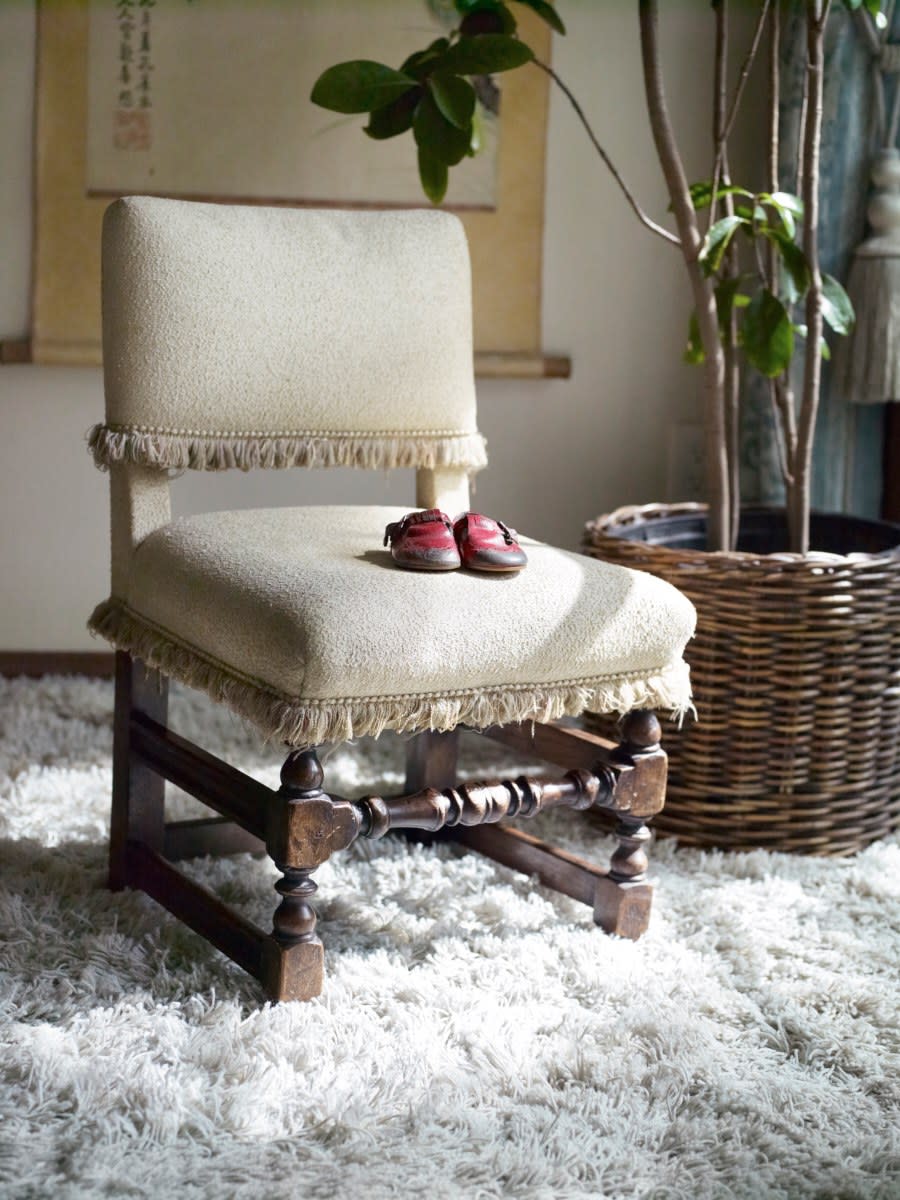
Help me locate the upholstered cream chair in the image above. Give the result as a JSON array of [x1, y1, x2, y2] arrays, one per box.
[[89, 196, 695, 1002]]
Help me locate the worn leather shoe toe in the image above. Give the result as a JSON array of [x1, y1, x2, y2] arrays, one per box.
[[453, 513, 528, 573], [383, 509, 461, 570]]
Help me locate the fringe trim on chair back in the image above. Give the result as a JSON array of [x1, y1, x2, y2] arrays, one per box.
[[88, 425, 489, 474]]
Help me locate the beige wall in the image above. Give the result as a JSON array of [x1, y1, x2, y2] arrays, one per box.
[[0, 1, 759, 651]]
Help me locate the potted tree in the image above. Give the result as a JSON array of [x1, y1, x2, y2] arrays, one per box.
[[311, 0, 900, 854]]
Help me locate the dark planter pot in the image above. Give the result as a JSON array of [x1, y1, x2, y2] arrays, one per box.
[[583, 503, 900, 855]]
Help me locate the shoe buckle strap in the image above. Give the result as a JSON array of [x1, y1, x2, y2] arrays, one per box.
[[383, 521, 401, 547], [384, 510, 452, 546], [496, 519, 516, 545]]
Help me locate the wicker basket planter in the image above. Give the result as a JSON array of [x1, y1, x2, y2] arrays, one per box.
[[583, 503, 900, 855]]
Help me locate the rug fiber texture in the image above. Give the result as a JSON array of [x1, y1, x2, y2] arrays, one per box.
[[0, 676, 898, 1199]]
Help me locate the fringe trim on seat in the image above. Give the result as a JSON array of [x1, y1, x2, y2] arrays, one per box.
[[90, 599, 693, 747], [87, 424, 488, 473]]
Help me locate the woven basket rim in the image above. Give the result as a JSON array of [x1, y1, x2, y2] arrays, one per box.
[[584, 502, 900, 571]]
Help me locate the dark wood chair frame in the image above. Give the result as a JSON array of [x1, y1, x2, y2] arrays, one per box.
[[112, 651, 669, 1002]]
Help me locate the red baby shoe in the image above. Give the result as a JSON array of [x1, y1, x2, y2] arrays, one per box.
[[383, 509, 461, 571], [452, 513, 528, 573]]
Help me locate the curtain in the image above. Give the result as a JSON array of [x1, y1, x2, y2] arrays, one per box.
[[740, 4, 896, 517]]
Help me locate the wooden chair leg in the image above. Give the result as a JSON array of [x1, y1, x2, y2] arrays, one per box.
[[402, 730, 459, 846], [467, 709, 666, 940], [592, 711, 662, 939], [260, 748, 328, 1002], [593, 817, 654, 939], [405, 729, 459, 791], [110, 651, 168, 891]]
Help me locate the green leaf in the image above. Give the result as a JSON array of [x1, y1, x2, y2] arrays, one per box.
[[685, 181, 752, 212], [684, 311, 705, 365], [869, 0, 889, 29], [845, 0, 887, 26], [311, 61, 417, 113], [515, 0, 566, 34], [763, 202, 794, 239], [438, 34, 534, 75], [429, 74, 476, 131], [413, 89, 471, 165], [760, 190, 803, 238], [764, 229, 811, 302], [769, 191, 802, 214], [743, 289, 794, 377], [418, 147, 448, 205], [364, 87, 423, 139], [714, 277, 751, 332], [699, 215, 747, 274], [821, 273, 855, 335], [458, 1, 518, 36], [401, 39, 451, 81], [776, 209, 795, 239]]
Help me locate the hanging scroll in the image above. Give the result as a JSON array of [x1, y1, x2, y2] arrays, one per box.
[[13, 0, 566, 378]]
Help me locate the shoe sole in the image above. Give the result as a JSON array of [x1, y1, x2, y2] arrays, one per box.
[[392, 557, 460, 571], [464, 563, 524, 573]]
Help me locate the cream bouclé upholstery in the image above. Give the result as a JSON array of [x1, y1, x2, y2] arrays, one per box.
[[91, 505, 696, 746], [89, 196, 696, 746], [90, 197, 485, 473]]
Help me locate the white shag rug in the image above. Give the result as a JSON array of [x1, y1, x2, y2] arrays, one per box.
[[1, 677, 899, 1200]]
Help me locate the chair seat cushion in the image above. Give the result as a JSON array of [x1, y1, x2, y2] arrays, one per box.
[[90, 506, 696, 744]]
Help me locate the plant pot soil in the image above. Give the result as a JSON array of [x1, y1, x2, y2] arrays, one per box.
[[583, 503, 900, 855]]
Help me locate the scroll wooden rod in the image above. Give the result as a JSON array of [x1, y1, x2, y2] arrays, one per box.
[[0, 340, 571, 380]]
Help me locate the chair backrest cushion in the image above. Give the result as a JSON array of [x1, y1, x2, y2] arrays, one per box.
[[90, 196, 486, 473]]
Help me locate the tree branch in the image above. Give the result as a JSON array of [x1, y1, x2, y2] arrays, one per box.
[[767, 6, 796, 487], [532, 58, 681, 247], [711, 2, 741, 544], [639, 0, 730, 549], [768, 0, 780, 198], [791, 0, 828, 554], [769, 379, 796, 486], [773, 376, 797, 479], [761, 5, 779, 295], [708, 0, 771, 229], [708, 0, 729, 232], [814, 0, 833, 34]]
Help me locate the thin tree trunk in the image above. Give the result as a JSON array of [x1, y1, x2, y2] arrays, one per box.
[[768, 2, 798, 504], [790, 1, 828, 554], [639, 0, 730, 551], [708, 0, 772, 233], [713, 0, 742, 549]]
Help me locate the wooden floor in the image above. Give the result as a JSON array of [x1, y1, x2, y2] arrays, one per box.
[[0, 652, 116, 678]]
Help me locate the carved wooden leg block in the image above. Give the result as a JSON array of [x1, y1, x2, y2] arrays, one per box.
[[593, 876, 653, 940], [111, 653, 167, 892], [260, 937, 324, 1003]]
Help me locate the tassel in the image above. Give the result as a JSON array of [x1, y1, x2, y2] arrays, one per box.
[[835, 147, 900, 404]]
